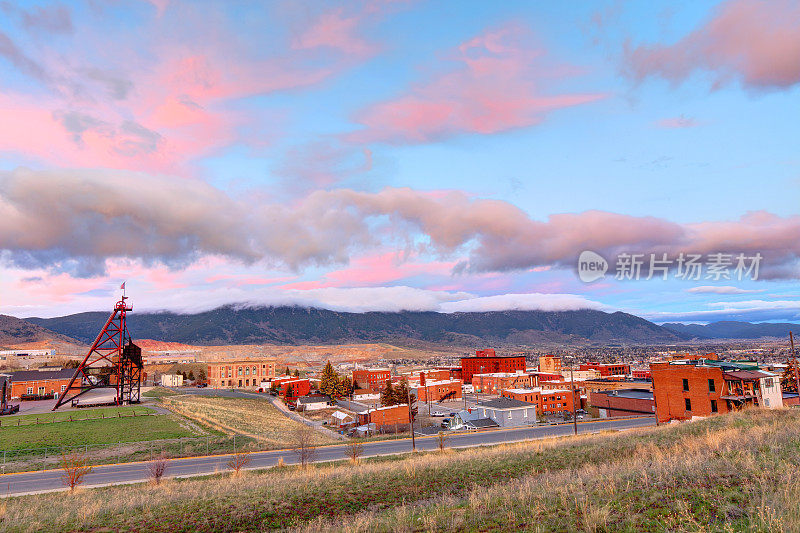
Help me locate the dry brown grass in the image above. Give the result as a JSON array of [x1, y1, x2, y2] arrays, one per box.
[[3, 408, 800, 532], [160, 394, 334, 448]]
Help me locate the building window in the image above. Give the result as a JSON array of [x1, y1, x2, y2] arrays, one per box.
[[238, 380, 242, 387], [27, 387, 33, 395], [61, 385, 67, 392], [682, 379, 689, 392], [711, 399, 718, 412], [708, 379, 715, 392], [245, 367, 250, 375], [238, 367, 243, 376], [38, 386, 45, 395], [685, 398, 692, 411], [764, 378, 773, 388], [764, 398, 770, 407]]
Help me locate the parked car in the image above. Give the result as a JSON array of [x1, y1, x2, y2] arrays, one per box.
[[441, 418, 451, 429]]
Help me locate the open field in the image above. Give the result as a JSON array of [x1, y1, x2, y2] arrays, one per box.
[[160, 394, 336, 447], [3, 408, 800, 531], [0, 405, 154, 427], [0, 407, 200, 451]]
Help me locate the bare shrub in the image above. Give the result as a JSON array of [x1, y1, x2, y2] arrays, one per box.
[[60, 451, 93, 492], [148, 455, 168, 484], [437, 431, 448, 452], [227, 451, 251, 475], [292, 426, 317, 468], [346, 440, 364, 464]]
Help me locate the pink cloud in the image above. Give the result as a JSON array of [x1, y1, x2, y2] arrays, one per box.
[[348, 24, 606, 144], [293, 8, 377, 57], [656, 115, 699, 128], [624, 0, 800, 90]]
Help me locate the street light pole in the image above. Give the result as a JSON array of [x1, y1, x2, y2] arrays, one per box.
[[570, 358, 577, 436], [407, 386, 416, 452]]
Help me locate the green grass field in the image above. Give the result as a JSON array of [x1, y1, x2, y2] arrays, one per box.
[[0, 405, 154, 426], [0, 407, 200, 451], [4, 408, 800, 532]]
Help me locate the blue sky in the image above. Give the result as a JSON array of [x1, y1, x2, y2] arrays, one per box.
[[0, 0, 798, 323]]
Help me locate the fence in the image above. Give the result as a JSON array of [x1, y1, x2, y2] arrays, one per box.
[[0, 433, 283, 473], [0, 410, 157, 428]]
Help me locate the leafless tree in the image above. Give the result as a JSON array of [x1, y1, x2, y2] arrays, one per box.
[[227, 451, 251, 475], [292, 426, 317, 468], [437, 431, 448, 452], [148, 454, 168, 484], [60, 450, 93, 492], [346, 440, 364, 464]]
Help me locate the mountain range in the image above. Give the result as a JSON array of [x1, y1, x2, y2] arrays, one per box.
[[661, 321, 798, 340], [5, 307, 796, 349], [24, 306, 685, 347]]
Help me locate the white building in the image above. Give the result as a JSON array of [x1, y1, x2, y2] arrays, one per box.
[[161, 374, 184, 387]]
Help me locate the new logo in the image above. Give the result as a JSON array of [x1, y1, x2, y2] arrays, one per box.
[[577, 251, 608, 283]]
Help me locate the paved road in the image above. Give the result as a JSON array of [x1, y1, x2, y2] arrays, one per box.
[[0, 416, 654, 497]]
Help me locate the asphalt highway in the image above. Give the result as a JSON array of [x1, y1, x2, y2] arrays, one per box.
[[0, 416, 654, 497]]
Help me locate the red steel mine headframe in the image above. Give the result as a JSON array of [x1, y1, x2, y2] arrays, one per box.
[[52, 296, 143, 410]]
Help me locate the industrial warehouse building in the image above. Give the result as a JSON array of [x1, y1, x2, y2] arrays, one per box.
[[589, 388, 655, 417]]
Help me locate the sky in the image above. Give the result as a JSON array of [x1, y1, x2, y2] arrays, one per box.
[[0, 0, 798, 323]]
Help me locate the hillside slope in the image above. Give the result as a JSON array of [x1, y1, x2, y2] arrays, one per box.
[[0, 314, 81, 348], [25, 306, 686, 346]]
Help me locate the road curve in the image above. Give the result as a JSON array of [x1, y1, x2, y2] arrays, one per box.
[[0, 417, 655, 497]]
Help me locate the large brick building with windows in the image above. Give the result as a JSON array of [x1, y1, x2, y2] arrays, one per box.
[[207, 360, 276, 389], [501, 387, 575, 416], [352, 368, 391, 390], [650, 359, 782, 423], [8, 368, 75, 401], [461, 349, 525, 384], [579, 362, 631, 377]]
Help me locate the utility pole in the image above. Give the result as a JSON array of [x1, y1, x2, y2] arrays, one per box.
[[570, 359, 577, 436], [791, 332, 800, 395], [407, 386, 416, 452]]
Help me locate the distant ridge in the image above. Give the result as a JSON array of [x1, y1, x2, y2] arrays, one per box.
[[0, 314, 82, 347], [661, 321, 798, 340], [25, 305, 686, 347]]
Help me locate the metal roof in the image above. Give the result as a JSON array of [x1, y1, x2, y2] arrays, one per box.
[[477, 397, 536, 409], [723, 370, 772, 381], [9, 369, 75, 382], [466, 418, 500, 428], [600, 388, 654, 400]]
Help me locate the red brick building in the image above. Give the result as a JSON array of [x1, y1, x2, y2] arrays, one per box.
[[207, 360, 276, 389], [461, 349, 525, 384], [279, 378, 312, 400], [359, 404, 410, 427], [415, 380, 462, 402], [502, 387, 575, 415], [589, 389, 655, 417], [9, 369, 75, 401], [579, 362, 631, 377], [472, 372, 536, 394], [352, 368, 391, 390], [650, 360, 783, 423], [538, 356, 562, 373]]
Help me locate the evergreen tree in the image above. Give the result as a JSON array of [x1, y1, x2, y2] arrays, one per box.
[[337, 376, 354, 398], [198, 369, 206, 382], [781, 360, 799, 393], [394, 379, 417, 417], [380, 380, 396, 406], [285, 367, 291, 376], [293, 369, 300, 377], [320, 361, 338, 398], [188, 371, 195, 381]]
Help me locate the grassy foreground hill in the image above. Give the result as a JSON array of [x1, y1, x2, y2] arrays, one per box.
[[4, 408, 800, 532]]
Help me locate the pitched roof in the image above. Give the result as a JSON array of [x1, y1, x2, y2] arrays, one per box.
[[467, 418, 500, 428], [297, 395, 331, 404], [9, 368, 75, 382], [477, 397, 535, 409]]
